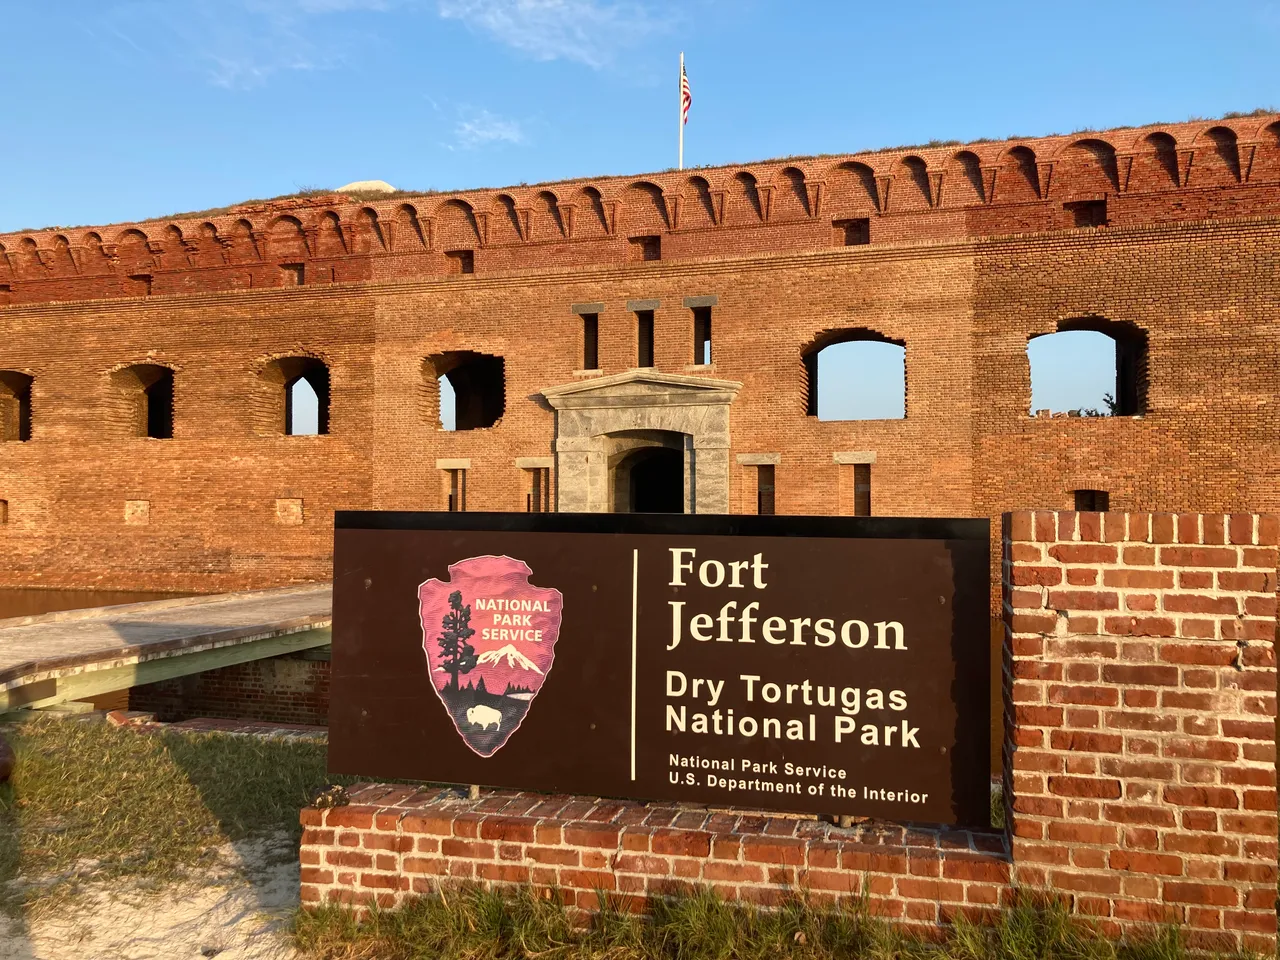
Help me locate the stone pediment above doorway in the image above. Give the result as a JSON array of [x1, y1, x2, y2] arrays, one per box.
[[540, 370, 742, 411]]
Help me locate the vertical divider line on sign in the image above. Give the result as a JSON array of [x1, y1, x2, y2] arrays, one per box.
[[631, 547, 639, 780]]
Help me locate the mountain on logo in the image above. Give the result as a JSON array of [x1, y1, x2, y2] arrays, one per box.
[[476, 644, 544, 675]]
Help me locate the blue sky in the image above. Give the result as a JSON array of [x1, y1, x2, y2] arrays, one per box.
[[5, 0, 1276, 416]]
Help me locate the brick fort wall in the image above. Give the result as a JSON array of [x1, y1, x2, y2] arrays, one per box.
[[0, 116, 1279, 594]]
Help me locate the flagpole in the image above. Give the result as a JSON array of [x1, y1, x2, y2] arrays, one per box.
[[678, 51, 684, 171]]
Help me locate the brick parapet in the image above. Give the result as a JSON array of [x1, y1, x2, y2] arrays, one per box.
[[3, 113, 1279, 310], [1002, 511, 1278, 951], [299, 785, 1008, 925]]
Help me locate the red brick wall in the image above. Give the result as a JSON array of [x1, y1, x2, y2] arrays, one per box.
[[1003, 511, 1277, 950], [130, 651, 329, 726], [301, 513, 1278, 951], [300, 787, 1008, 922]]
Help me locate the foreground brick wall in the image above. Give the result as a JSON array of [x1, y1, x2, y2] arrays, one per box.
[[130, 651, 330, 726], [301, 513, 1277, 950], [1003, 511, 1278, 949], [300, 787, 1007, 920]]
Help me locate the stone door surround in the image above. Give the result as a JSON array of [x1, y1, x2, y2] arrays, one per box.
[[541, 370, 742, 513]]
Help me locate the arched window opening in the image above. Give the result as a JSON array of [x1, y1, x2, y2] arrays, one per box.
[[1027, 319, 1147, 417], [259, 357, 330, 435], [111, 364, 175, 439], [439, 374, 457, 430], [287, 377, 321, 435], [426, 351, 505, 431], [0, 372, 33, 442], [802, 331, 906, 421]]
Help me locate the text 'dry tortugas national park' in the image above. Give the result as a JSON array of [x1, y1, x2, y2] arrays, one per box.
[[2, 111, 1279, 953]]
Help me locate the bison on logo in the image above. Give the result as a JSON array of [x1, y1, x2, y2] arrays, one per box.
[[419, 555, 564, 757]]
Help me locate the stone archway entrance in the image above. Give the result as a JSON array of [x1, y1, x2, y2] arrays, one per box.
[[606, 429, 685, 513], [541, 371, 742, 514]]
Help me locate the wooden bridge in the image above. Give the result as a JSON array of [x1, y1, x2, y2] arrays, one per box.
[[0, 585, 331, 713]]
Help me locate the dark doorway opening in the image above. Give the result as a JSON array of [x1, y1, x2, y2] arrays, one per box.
[[627, 448, 683, 513]]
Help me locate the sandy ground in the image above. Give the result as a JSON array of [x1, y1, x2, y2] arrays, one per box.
[[0, 837, 301, 960]]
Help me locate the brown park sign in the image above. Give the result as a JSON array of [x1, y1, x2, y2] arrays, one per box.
[[329, 513, 991, 827]]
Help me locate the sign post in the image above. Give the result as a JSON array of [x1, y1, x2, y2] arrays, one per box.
[[329, 513, 990, 827]]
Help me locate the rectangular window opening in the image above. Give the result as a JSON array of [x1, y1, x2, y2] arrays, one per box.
[[756, 464, 775, 516], [582, 313, 600, 370], [0, 376, 32, 442], [126, 274, 153, 296], [0, 499, 8, 524], [834, 218, 870, 246], [636, 310, 655, 368], [629, 235, 661, 262], [447, 469, 468, 512], [853, 463, 871, 517], [0, 284, 11, 306], [1065, 200, 1107, 228], [692, 306, 712, 365], [525, 467, 552, 513], [1073, 489, 1109, 512], [143, 372, 174, 439], [446, 250, 475, 274], [280, 263, 305, 286]]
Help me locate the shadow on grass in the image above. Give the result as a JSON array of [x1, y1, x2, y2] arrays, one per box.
[[0, 714, 356, 956], [0, 728, 43, 959]]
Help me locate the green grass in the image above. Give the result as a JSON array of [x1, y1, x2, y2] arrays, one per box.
[[293, 885, 1241, 960], [0, 715, 355, 909]]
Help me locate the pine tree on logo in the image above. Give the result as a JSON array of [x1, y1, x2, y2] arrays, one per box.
[[437, 590, 477, 692]]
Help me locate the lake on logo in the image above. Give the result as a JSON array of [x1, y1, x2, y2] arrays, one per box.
[[419, 555, 564, 757]]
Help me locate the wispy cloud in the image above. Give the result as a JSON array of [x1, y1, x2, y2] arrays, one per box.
[[95, 0, 663, 92], [454, 108, 526, 148], [437, 0, 665, 68], [100, 0, 388, 90]]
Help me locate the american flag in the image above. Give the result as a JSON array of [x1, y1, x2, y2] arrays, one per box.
[[681, 63, 691, 125]]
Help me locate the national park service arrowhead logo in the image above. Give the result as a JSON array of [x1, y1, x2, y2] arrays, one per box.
[[419, 556, 564, 757]]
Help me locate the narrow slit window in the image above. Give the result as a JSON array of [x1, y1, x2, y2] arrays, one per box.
[[853, 463, 871, 517], [0, 500, 8, 524], [526, 468, 551, 513], [583, 314, 600, 370], [693, 306, 712, 365], [447, 469, 467, 512], [145, 371, 174, 439], [1074, 489, 1109, 512], [756, 464, 775, 516], [636, 310, 655, 368]]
